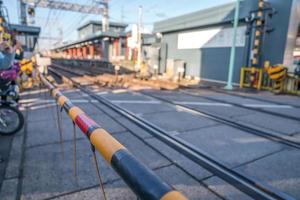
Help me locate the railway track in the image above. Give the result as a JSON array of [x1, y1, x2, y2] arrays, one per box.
[[140, 91, 300, 148], [50, 63, 300, 121], [178, 89, 300, 122], [48, 66, 296, 200], [197, 87, 300, 109], [50, 65, 300, 149], [51, 63, 300, 120]]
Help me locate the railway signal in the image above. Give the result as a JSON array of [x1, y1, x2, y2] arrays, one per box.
[[27, 6, 35, 17], [20, 0, 109, 28]]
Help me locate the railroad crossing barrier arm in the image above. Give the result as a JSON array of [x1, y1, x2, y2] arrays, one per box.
[[39, 73, 187, 200]]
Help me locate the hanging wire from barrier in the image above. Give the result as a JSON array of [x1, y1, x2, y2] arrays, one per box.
[[40, 73, 188, 200], [72, 122, 78, 177], [56, 103, 65, 158], [91, 145, 108, 200]]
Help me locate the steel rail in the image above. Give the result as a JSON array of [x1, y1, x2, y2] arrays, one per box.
[[211, 88, 300, 109], [81, 86, 295, 200], [39, 73, 187, 200], [48, 68, 295, 200], [179, 89, 300, 122], [49, 64, 300, 148], [142, 91, 300, 150], [52, 63, 300, 117]]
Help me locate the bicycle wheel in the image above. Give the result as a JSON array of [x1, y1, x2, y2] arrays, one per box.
[[0, 105, 24, 135]]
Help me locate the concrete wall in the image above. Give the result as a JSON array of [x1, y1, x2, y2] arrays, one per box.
[[156, 0, 256, 83], [161, 25, 246, 83], [154, 0, 256, 34], [156, 0, 296, 83], [201, 47, 245, 83], [79, 24, 94, 39], [161, 31, 201, 77]]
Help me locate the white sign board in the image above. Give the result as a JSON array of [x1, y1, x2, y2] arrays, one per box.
[[178, 28, 221, 49], [127, 37, 138, 48], [36, 56, 52, 66], [178, 26, 246, 49], [131, 24, 138, 43]]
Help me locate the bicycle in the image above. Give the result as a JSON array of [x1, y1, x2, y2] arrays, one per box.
[[0, 65, 24, 135]]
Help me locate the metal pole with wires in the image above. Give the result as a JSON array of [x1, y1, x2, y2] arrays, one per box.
[[18, 0, 27, 25], [101, 0, 109, 32], [136, 6, 143, 72], [96, 0, 110, 61], [225, 0, 240, 90]]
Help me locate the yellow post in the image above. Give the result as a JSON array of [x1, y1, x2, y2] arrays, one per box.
[[258, 69, 263, 90], [294, 77, 300, 95], [264, 61, 270, 71], [250, 67, 256, 88], [240, 68, 245, 88]]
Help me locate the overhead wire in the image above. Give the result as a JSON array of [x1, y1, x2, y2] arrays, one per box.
[[62, 0, 94, 40], [44, 9, 53, 30], [64, 0, 94, 28], [50, 2, 69, 45], [34, 0, 93, 45], [36, 7, 53, 49], [109, 0, 164, 27], [40, 0, 158, 43]]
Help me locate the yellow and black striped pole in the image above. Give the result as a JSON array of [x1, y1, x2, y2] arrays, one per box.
[[251, 0, 264, 67], [250, 0, 264, 87], [40, 74, 188, 200]]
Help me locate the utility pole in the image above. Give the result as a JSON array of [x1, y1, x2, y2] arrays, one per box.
[[101, 0, 109, 32], [95, 0, 109, 61], [19, 0, 27, 24], [136, 5, 143, 72], [58, 27, 63, 45], [225, 0, 240, 90], [121, 6, 124, 23]]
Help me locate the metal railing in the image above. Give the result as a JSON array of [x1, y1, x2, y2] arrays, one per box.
[[240, 67, 272, 90], [39, 73, 188, 200], [240, 67, 300, 95]]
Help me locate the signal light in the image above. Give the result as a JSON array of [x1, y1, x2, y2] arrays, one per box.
[[28, 7, 35, 17]]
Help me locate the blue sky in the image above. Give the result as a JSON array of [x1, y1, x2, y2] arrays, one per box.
[[3, 0, 235, 49]]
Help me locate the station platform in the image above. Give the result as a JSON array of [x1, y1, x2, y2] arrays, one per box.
[[0, 82, 299, 200]]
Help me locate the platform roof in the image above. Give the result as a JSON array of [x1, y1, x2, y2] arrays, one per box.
[[77, 20, 128, 31], [153, 1, 254, 33], [9, 24, 41, 35], [54, 30, 127, 50]]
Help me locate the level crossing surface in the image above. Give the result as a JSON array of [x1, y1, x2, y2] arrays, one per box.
[[0, 82, 299, 200]]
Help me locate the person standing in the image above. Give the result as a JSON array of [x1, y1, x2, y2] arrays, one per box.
[[0, 40, 15, 70]]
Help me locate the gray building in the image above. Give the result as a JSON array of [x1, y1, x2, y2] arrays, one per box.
[[10, 24, 41, 58], [53, 21, 128, 62], [78, 21, 127, 39], [153, 0, 300, 84]]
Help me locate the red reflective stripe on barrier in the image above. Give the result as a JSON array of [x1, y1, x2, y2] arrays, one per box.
[[75, 114, 98, 134]]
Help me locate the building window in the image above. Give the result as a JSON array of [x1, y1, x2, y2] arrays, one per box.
[[16, 35, 26, 46]]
